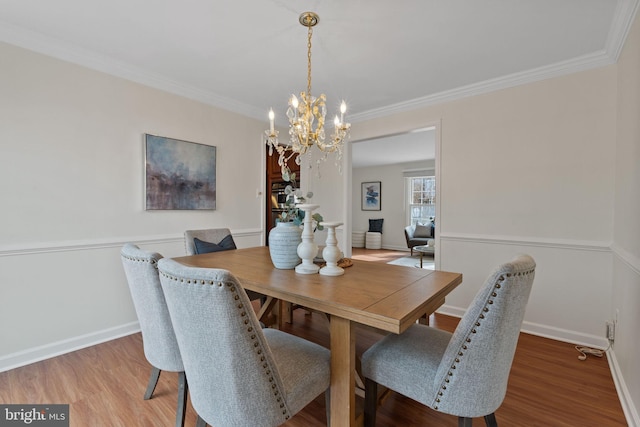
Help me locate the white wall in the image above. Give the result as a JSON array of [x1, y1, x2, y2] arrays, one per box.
[[351, 160, 432, 250], [315, 65, 618, 348], [612, 9, 640, 425], [0, 42, 266, 370]]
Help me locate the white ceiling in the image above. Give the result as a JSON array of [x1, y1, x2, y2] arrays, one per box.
[[0, 0, 637, 166], [352, 128, 436, 168]]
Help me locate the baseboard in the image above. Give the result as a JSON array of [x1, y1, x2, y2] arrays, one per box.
[[436, 305, 608, 348], [608, 347, 640, 427], [0, 322, 140, 373]]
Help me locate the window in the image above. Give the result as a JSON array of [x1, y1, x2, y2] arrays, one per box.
[[407, 176, 435, 225]]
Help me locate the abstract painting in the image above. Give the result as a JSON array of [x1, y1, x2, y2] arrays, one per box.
[[145, 134, 216, 210], [361, 181, 381, 211]]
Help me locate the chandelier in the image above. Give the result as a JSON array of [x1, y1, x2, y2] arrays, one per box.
[[265, 12, 351, 173]]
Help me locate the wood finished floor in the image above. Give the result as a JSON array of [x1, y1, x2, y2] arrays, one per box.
[[0, 249, 626, 426]]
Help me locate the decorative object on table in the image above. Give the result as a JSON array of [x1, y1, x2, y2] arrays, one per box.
[[362, 181, 381, 211], [295, 204, 321, 274], [320, 221, 344, 276], [144, 134, 216, 210], [275, 165, 323, 229], [264, 11, 351, 174], [268, 222, 303, 269], [267, 164, 323, 270]]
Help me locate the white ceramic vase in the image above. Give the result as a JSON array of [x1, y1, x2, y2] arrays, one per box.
[[268, 222, 302, 269]]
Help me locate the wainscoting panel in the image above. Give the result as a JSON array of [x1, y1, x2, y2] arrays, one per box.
[[0, 229, 263, 372]]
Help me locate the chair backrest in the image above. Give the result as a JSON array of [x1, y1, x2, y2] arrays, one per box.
[[432, 254, 536, 417], [184, 228, 233, 255], [120, 243, 183, 372], [157, 258, 294, 426]]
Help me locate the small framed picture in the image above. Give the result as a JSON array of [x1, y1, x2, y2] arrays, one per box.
[[361, 181, 381, 211]]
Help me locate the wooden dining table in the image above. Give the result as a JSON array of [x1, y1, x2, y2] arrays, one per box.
[[172, 246, 462, 427]]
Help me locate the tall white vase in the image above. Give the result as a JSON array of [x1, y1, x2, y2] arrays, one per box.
[[295, 204, 320, 274], [320, 221, 344, 276]]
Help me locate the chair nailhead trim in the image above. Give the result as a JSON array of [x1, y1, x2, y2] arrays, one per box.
[[431, 264, 535, 410], [158, 269, 292, 421], [121, 253, 160, 269]]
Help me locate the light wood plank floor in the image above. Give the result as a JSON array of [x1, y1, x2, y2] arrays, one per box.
[[0, 250, 626, 426]]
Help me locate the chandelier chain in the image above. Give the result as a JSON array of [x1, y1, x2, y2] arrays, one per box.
[[307, 25, 313, 99]]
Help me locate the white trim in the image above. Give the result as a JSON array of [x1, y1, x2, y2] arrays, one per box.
[[437, 304, 608, 349], [0, 228, 263, 257], [606, 0, 640, 61], [0, 20, 266, 121], [0, 322, 140, 373], [611, 243, 640, 276], [608, 348, 640, 427], [350, 50, 614, 122], [1, 1, 637, 124], [440, 232, 611, 252]]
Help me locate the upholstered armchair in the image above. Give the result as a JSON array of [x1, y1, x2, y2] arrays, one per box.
[[120, 244, 187, 427], [362, 255, 536, 426], [157, 259, 331, 427], [404, 222, 434, 255]]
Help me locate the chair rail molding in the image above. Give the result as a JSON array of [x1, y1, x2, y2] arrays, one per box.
[[439, 232, 611, 253], [0, 228, 264, 257]]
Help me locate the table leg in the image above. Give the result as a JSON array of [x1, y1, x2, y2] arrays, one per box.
[[330, 316, 355, 426], [420, 252, 424, 268]]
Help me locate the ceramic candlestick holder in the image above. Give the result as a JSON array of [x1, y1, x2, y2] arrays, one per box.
[[320, 221, 344, 276], [295, 204, 320, 274]]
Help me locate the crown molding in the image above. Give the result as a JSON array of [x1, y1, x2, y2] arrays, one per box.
[[349, 49, 614, 123], [606, 0, 640, 61], [0, 20, 266, 121], [1, 0, 638, 123]]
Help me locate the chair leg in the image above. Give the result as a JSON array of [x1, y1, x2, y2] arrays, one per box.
[[484, 413, 498, 427], [459, 417, 473, 427], [324, 388, 331, 427], [364, 378, 378, 427], [143, 366, 161, 400], [195, 415, 207, 427], [175, 372, 188, 427]]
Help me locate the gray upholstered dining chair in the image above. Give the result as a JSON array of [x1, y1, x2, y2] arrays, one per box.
[[120, 244, 187, 427], [362, 254, 536, 427], [184, 228, 236, 256], [157, 258, 331, 427], [184, 228, 265, 303]]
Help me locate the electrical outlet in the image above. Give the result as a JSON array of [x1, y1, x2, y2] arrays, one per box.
[[606, 321, 615, 343]]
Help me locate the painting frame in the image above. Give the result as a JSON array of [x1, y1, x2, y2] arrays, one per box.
[[144, 134, 216, 210], [361, 181, 381, 211]]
